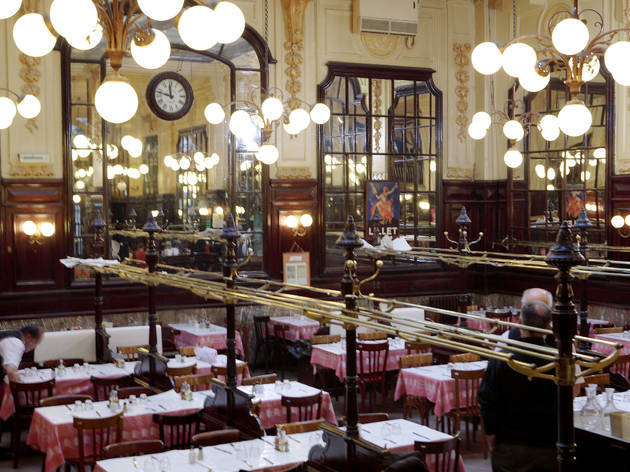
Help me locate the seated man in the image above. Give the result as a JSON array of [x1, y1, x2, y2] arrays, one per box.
[[479, 301, 558, 472], [505, 288, 553, 340]]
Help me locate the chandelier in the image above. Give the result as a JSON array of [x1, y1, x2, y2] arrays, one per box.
[[470, 0, 630, 147], [2, 0, 245, 124]]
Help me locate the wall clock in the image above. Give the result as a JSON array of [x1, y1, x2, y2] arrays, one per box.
[[146, 72, 194, 121]]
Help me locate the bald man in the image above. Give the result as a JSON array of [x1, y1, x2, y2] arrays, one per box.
[[505, 288, 554, 341]]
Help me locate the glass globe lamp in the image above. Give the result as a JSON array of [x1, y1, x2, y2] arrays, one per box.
[[0, 0, 22, 19], [504, 147, 523, 168], [0, 97, 17, 129], [471, 42, 502, 75], [501, 42, 536, 78], [283, 121, 301, 135], [139, 164, 149, 174], [138, 0, 184, 21], [214, 1, 246, 44], [256, 144, 279, 165], [285, 215, 298, 229], [22, 220, 37, 236], [95, 75, 138, 124], [180, 157, 191, 170], [552, 18, 589, 55], [604, 41, 630, 75], [502, 120, 524, 141], [625, 215, 630, 227], [611, 215, 625, 229], [261, 97, 284, 121], [558, 99, 592, 137], [467, 122, 486, 140], [300, 214, 313, 227], [289, 108, 310, 131], [50, 0, 97, 40], [17, 94, 41, 119], [472, 111, 491, 130], [519, 67, 550, 92], [535, 164, 546, 179], [547, 168, 556, 180], [65, 24, 103, 51], [13, 13, 57, 57], [538, 114, 560, 141], [177, 6, 218, 51], [204, 103, 225, 124], [310, 103, 331, 124], [131, 29, 171, 70]]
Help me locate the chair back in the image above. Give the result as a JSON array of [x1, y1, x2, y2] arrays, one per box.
[[104, 440, 164, 459], [178, 346, 196, 356], [91, 375, 134, 401], [311, 335, 342, 345], [357, 341, 389, 381], [42, 358, 85, 369], [484, 312, 511, 335], [117, 386, 155, 399], [160, 323, 180, 355], [614, 353, 630, 378], [242, 373, 278, 386], [277, 419, 324, 434], [116, 345, 149, 361], [192, 429, 240, 447], [210, 363, 248, 381], [10, 379, 55, 416], [173, 373, 213, 392], [167, 364, 197, 377], [451, 369, 485, 418], [254, 316, 271, 342], [448, 353, 480, 363], [273, 323, 289, 339], [595, 327, 623, 335], [414, 435, 461, 472], [73, 413, 123, 470], [358, 331, 388, 341], [40, 394, 92, 407], [405, 341, 431, 354], [358, 412, 390, 424], [580, 373, 611, 395], [399, 353, 432, 369], [314, 326, 330, 336], [152, 411, 201, 449], [281, 391, 323, 423]]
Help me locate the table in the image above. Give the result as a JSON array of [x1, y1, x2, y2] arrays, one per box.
[[465, 309, 517, 331], [268, 316, 320, 341], [169, 323, 244, 354], [394, 361, 487, 417], [27, 389, 209, 472], [593, 332, 630, 355], [310, 338, 408, 381], [237, 381, 337, 429]]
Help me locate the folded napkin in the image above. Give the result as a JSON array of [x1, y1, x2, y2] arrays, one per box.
[[360, 238, 374, 249], [195, 346, 218, 364], [379, 235, 394, 249], [392, 237, 412, 252], [60, 257, 120, 268]]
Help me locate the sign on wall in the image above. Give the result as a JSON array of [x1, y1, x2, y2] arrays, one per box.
[[283, 252, 310, 286], [365, 180, 400, 244]]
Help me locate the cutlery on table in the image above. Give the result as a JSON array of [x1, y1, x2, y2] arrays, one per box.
[[214, 447, 232, 454], [412, 431, 431, 440], [263, 457, 273, 465], [287, 435, 301, 443]]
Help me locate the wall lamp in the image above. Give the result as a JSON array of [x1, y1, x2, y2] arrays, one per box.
[[611, 211, 630, 238], [22, 220, 55, 245], [285, 213, 313, 237]]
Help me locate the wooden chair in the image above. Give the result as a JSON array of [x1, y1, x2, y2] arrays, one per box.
[[281, 391, 323, 423], [104, 440, 164, 459], [278, 419, 324, 434], [40, 394, 92, 407], [485, 312, 512, 335], [311, 335, 342, 345], [236, 323, 250, 363], [253, 315, 272, 371], [116, 345, 149, 361], [613, 353, 630, 378], [358, 331, 388, 341], [210, 363, 248, 382], [405, 341, 431, 354], [579, 373, 611, 395], [242, 373, 277, 386], [272, 323, 290, 380], [192, 429, 240, 447], [449, 353, 481, 363], [160, 323, 180, 358], [117, 386, 155, 399], [72, 413, 123, 472], [399, 353, 433, 369], [91, 375, 135, 401], [167, 364, 197, 377], [18, 361, 39, 370], [178, 346, 196, 357], [415, 434, 461, 472], [173, 373, 213, 392], [42, 358, 85, 369], [357, 341, 389, 412], [594, 327, 623, 335], [338, 413, 390, 427], [445, 368, 485, 450], [398, 354, 434, 424], [153, 411, 201, 449], [10, 378, 55, 468]]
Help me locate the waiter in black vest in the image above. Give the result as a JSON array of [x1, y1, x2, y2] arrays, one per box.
[[0, 325, 44, 388]]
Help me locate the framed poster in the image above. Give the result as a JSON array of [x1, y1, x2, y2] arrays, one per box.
[[564, 190, 585, 219], [283, 252, 310, 286], [365, 181, 400, 244]]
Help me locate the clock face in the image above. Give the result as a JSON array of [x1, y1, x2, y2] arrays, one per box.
[[146, 72, 194, 121]]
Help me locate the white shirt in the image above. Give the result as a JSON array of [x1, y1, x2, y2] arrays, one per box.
[[0, 337, 25, 370]]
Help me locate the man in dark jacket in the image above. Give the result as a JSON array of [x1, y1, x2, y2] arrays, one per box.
[[478, 301, 558, 472]]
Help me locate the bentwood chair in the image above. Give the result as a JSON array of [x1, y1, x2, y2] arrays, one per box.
[[178, 346, 197, 357], [358, 331, 388, 341], [444, 368, 485, 451], [152, 411, 201, 449], [398, 354, 434, 424], [311, 335, 344, 397], [594, 327, 623, 335], [272, 323, 290, 380], [277, 419, 325, 434], [448, 353, 480, 363], [405, 341, 432, 354], [116, 345, 149, 361], [10, 379, 55, 468], [613, 353, 630, 379], [42, 358, 86, 369], [160, 323, 180, 358], [72, 413, 123, 472], [173, 373, 213, 392], [117, 386, 155, 399], [253, 315, 272, 371], [104, 440, 164, 459], [357, 341, 389, 412], [210, 363, 248, 383], [242, 373, 278, 385], [281, 391, 323, 423], [192, 429, 240, 447], [91, 375, 135, 401], [414, 434, 461, 472], [311, 335, 341, 345], [338, 413, 390, 427], [579, 373, 611, 395], [40, 394, 92, 407], [167, 364, 197, 377]]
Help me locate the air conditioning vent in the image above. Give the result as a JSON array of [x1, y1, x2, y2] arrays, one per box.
[[353, 0, 419, 37]]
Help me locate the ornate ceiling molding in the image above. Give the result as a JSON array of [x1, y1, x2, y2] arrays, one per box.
[[281, 0, 312, 107]]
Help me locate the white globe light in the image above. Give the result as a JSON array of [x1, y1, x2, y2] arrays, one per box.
[[211, 153, 220, 166], [229, 110, 257, 141], [204, 103, 225, 124], [193, 151, 204, 164], [50, 0, 97, 40], [547, 184, 555, 191], [286, 215, 298, 228], [177, 6, 218, 51], [535, 164, 546, 179], [419, 200, 430, 210], [605, 41, 630, 75], [472, 111, 491, 130], [22, 220, 37, 236], [570, 55, 600, 82], [131, 29, 171, 70], [430, 161, 437, 172], [95, 75, 138, 124], [65, 23, 103, 51], [204, 157, 213, 168], [17, 94, 41, 119], [612, 68, 630, 86], [471, 42, 502, 75], [552, 18, 589, 56], [73, 134, 90, 149], [519, 67, 550, 92], [283, 121, 301, 135], [180, 157, 191, 170], [502, 42, 537, 78], [558, 99, 592, 137], [0, 97, 17, 128], [128, 139, 143, 158], [139, 164, 149, 174], [41, 222, 55, 237], [164, 155, 174, 167], [214, 1, 245, 44], [138, 0, 184, 21], [75, 180, 86, 190], [289, 108, 310, 131], [256, 144, 279, 165], [121, 135, 135, 151], [612, 215, 625, 229], [467, 122, 487, 140], [0, 0, 21, 19], [73, 194, 81, 204], [127, 168, 141, 179], [113, 164, 124, 175], [538, 114, 560, 142], [547, 168, 556, 180], [310, 103, 331, 124], [300, 214, 313, 227], [117, 181, 127, 192], [502, 120, 524, 141], [504, 148, 523, 168], [594, 147, 606, 159], [626, 215, 630, 227], [13, 13, 57, 57], [261, 97, 284, 121], [107, 144, 119, 159]]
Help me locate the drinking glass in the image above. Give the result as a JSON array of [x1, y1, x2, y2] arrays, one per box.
[[85, 400, 94, 411], [140, 393, 148, 405], [175, 354, 182, 363], [391, 422, 402, 437], [274, 381, 282, 393], [159, 457, 170, 472], [143, 457, 155, 472]]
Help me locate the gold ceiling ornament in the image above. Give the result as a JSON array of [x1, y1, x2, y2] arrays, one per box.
[[281, 0, 311, 108], [372, 79, 383, 153], [360, 32, 400, 58], [453, 42, 471, 142]]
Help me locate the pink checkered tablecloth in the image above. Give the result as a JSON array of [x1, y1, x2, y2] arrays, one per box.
[[310, 338, 408, 381], [27, 389, 206, 472], [394, 361, 487, 417], [268, 317, 320, 341], [170, 323, 244, 354], [593, 332, 630, 355], [238, 381, 337, 429]]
